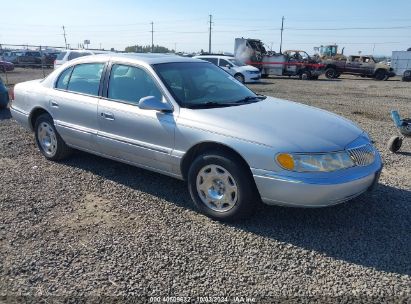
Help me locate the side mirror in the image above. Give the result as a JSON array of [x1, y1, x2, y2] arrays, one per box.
[[226, 64, 231, 69], [138, 96, 173, 112]]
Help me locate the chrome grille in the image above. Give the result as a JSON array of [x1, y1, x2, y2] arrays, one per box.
[[347, 144, 375, 167]]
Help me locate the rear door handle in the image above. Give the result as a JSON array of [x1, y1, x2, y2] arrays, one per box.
[[50, 100, 59, 107], [101, 112, 115, 120]]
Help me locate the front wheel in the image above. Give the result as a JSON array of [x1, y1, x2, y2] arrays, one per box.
[[188, 151, 257, 221], [234, 73, 245, 83], [34, 113, 72, 160], [375, 70, 388, 81]]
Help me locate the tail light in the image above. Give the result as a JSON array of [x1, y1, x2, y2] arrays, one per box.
[[9, 86, 14, 101]]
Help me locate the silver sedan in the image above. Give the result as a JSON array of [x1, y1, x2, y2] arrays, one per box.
[[10, 54, 382, 221]]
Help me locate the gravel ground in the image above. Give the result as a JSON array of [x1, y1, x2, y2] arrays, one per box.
[[1, 69, 410, 303]]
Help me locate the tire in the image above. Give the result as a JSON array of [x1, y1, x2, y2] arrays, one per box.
[[187, 150, 257, 221], [325, 67, 337, 79], [300, 70, 311, 80], [234, 73, 245, 83], [375, 69, 388, 81], [387, 136, 402, 153], [402, 70, 411, 82], [34, 113, 72, 160]]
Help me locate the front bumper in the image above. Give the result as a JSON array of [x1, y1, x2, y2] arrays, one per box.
[[252, 152, 382, 208], [245, 73, 261, 83]]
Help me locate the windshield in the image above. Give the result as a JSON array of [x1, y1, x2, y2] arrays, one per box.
[[153, 62, 263, 109], [228, 58, 247, 66]]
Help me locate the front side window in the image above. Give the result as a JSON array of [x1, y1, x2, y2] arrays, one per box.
[[107, 64, 162, 105], [228, 58, 246, 66], [219, 59, 232, 67], [67, 63, 104, 96], [153, 62, 264, 109], [201, 58, 218, 65], [55, 66, 73, 90]]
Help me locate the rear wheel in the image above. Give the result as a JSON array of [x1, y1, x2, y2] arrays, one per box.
[[34, 113, 72, 160], [300, 70, 311, 80], [188, 151, 257, 221], [325, 67, 337, 79]]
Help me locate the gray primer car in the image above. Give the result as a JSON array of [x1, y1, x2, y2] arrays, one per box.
[[10, 54, 382, 221]]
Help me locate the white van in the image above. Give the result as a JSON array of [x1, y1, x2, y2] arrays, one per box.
[[194, 55, 261, 83], [54, 50, 94, 69]]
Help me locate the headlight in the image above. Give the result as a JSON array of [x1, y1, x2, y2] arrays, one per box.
[[276, 152, 355, 172]]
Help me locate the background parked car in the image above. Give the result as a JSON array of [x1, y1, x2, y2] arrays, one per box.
[[1, 51, 24, 64], [42, 52, 60, 68], [0, 60, 14, 72], [54, 50, 94, 69], [13, 50, 42, 67], [0, 77, 9, 109], [194, 54, 261, 83]]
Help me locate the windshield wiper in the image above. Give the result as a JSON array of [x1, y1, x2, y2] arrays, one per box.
[[185, 101, 238, 109], [233, 95, 266, 104]]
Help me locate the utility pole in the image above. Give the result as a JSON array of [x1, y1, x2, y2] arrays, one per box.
[[62, 26, 67, 49], [208, 14, 213, 54], [151, 22, 154, 53], [279, 16, 284, 53]]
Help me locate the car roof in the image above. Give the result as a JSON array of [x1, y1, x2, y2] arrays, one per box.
[[195, 55, 234, 59], [82, 53, 201, 65]]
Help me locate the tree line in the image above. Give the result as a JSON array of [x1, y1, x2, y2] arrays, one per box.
[[124, 45, 173, 53]]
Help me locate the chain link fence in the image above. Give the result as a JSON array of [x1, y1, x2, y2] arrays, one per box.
[[0, 43, 118, 87]]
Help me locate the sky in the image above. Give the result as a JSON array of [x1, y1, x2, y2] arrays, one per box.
[[1, 0, 411, 56]]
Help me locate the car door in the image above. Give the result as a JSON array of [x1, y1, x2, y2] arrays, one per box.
[[346, 56, 361, 74], [49, 62, 105, 151], [218, 58, 236, 76], [97, 63, 176, 173], [360, 57, 375, 75]]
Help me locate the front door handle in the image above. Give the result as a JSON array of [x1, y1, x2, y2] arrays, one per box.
[[101, 112, 115, 120]]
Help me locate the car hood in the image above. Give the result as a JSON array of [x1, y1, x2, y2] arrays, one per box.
[[178, 97, 364, 152], [236, 65, 260, 73]]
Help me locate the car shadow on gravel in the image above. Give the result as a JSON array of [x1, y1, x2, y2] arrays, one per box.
[[62, 151, 411, 276], [0, 108, 12, 120]]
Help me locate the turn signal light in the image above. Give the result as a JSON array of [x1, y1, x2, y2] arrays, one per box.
[[276, 153, 295, 170]]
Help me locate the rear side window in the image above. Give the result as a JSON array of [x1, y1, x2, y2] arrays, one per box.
[[55, 67, 73, 90], [67, 63, 104, 96], [56, 52, 66, 60], [68, 52, 92, 61], [107, 64, 162, 104], [202, 57, 218, 65]]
